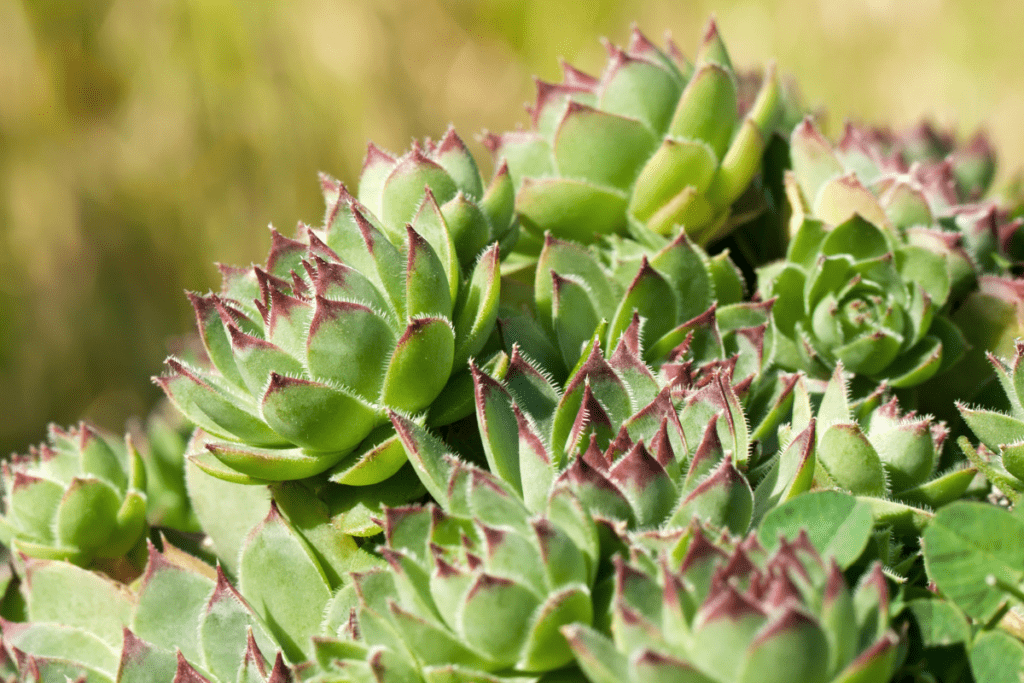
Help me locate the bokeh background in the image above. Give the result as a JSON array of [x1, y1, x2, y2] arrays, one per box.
[[3, 0, 1024, 455]]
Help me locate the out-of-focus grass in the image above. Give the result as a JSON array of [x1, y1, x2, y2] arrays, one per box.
[[2, 0, 1023, 454]]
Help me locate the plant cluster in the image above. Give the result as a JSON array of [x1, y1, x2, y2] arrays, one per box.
[[2, 19, 1024, 682]]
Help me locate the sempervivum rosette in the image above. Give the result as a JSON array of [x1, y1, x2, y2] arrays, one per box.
[[0, 423, 147, 569], [157, 135, 508, 484], [484, 21, 781, 248], [327, 459, 599, 680], [564, 523, 902, 683], [756, 213, 962, 388]]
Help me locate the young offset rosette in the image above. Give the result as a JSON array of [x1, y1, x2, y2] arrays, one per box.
[[157, 159, 502, 484], [564, 523, 902, 683], [485, 21, 781, 248], [335, 459, 598, 679], [0, 423, 147, 568], [756, 213, 963, 387]]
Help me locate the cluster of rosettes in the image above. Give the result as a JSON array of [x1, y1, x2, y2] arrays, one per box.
[[0, 423, 147, 568], [485, 21, 780, 248], [566, 524, 901, 683], [788, 118, 1022, 298], [157, 129, 513, 485]]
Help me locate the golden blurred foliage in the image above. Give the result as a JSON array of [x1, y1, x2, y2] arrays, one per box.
[[2, 0, 1023, 454]]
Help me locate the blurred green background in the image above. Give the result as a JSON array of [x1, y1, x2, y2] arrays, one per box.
[[3, 0, 1024, 455]]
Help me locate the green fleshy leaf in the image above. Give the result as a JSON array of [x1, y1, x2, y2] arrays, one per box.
[[599, 52, 682, 133], [609, 259, 675, 354], [708, 118, 766, 209], [327, 427, 408, 487], [184, 457, 271, 574], [820, 215, 891, 261], [206, 441, 336, 482], [630, 138, 717, 224], [261, 375, 383, 454], [896, 466, 977, 508], [561, 624, 630, 683], [54, 478, 121, 554], [133, 545, 216, 664], [6, 474, 63, 544], [412, 191, 460, 303], [669, 63, 737, 160], [452, 244, 501, 371], [306, 298, 394, 401], [480, 162, 515, 245], [434, 128, 484, 200], [389, 411, 456, 507], [736, 609, 830, 683], [1, 622, 119, 677], [816, 423, 887, 497], [554, 103, 658, 191], [516, 587, 593, 672], [115, 630, 178, 683], [199, 570, 278, 682], [517, 177, 629, 242], [381, 317, 456, 413], [861, 496, 933, 535], [882, 335, 943, 387], [158, 362, 286, 448], [382, 151, 458, 233], [406, 225, 454, 320], [24, 559, 132, 648], [959, 404, 1024, 454], [239, 504, 332, 662]]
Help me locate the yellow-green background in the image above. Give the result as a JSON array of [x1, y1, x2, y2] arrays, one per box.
[[3, 0, 1023, 455]]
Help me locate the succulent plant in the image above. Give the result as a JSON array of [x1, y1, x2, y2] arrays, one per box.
[[0, 423, 147, 571], [157, 155, 504, 484], [564, 522, 902, 683], [756, 213, 964, 388], [318, 454, 599, 680], [484, 21, 781, 249]]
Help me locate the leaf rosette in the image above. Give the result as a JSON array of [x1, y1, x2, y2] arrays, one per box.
[[334, 460, 598, 679], [757, 213, 960, 387], [485, 21, 781, 249], [157, 142, 506, 484], [0, 423, 147, 569]]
